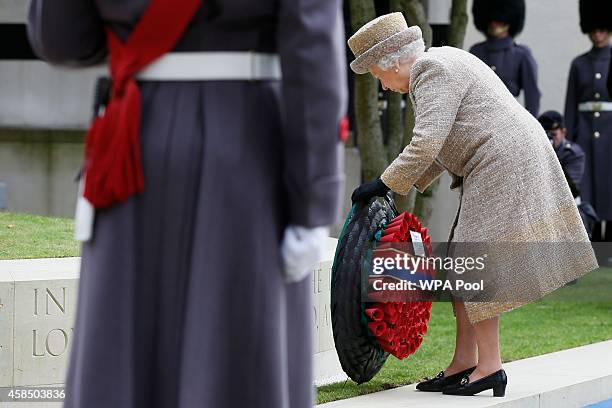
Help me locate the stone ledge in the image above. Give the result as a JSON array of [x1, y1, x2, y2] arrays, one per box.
[[318, 340, 612, 408], [0, 238, 345, 391]]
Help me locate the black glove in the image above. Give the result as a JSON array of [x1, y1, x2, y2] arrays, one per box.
[[351, 177, 390, 204]]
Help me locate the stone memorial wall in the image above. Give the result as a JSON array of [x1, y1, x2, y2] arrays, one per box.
[[0, 238, 346, 391]]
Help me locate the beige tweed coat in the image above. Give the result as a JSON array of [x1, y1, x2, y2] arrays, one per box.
[[381, 46, 599, 323]]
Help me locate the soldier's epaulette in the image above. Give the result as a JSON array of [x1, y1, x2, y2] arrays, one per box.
[[563, 142, 579, 154]]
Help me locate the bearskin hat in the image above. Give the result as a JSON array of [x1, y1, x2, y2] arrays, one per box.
[[579, 0, 612, 34], [472, 0, 526, 38]]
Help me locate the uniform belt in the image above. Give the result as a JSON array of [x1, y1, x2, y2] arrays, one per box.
[[578, 101, 612, 112], [134, 51, 282, 81]]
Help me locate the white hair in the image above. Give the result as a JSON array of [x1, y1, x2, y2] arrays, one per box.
[[376, 38, 426, 70]]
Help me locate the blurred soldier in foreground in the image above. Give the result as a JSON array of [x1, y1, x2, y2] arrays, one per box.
[[28, 0, 347, 407]]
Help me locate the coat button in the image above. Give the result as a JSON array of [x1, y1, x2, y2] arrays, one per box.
[[594, 131, 600, 138], [491, 65, 497, 71], [595, 92, 601, 99], [595, 112, 601, 118], [595, 73, 602, 79]]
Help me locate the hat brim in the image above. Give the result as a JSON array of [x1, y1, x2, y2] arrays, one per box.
[[350, 28, 417, 74]]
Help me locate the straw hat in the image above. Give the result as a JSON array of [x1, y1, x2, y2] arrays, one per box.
[[348, 12, 423, 74]]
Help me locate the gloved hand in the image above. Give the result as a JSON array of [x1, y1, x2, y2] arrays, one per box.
[[351, 177, 390, 204], [281, 225, 329, 283]]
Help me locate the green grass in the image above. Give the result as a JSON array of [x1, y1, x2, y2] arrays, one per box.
[[0, 212, 79, 260], [1, 213, 610, 404], [317, 268, 612, 404]]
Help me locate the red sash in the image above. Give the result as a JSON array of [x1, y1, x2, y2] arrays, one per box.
[[83, 0, 201, 208]]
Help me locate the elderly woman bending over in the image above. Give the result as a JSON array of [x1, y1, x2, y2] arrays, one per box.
[[348, 12, 598, 397]]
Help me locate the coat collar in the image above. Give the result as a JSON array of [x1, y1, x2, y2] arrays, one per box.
[[484, 36, 514, 52], [588, 44, 611, 61]]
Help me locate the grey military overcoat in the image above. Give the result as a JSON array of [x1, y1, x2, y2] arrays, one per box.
[[27, 0, 347, 407]]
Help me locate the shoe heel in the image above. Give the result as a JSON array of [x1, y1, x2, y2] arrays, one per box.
[[493, 384, 506, 397]]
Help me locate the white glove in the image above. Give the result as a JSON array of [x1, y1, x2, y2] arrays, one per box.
[[281, 225, 330, 283]]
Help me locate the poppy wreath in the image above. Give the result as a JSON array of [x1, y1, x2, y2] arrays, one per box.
[[366, 212, 434, 359], [331, 195, 434, 383]]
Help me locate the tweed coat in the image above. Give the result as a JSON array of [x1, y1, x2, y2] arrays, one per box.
[[381, 46, 599, 323], [28, 0, 346, 407]]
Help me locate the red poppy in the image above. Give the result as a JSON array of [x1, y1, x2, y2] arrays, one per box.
[[364, 212, 434, 360]]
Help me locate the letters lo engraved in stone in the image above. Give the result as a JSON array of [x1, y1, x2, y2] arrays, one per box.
[[32, 328, 74, 357]]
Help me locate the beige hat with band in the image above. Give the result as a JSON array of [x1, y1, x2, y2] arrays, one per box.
[[348, 12, 423, 74]]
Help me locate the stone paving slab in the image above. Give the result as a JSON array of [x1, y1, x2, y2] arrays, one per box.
[[318, 340, 612, 408]]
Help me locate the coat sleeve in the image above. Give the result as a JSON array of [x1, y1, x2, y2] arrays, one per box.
[[413, 160, 445, 192], [277, 0, 347, 227], [564, 60, 579, 141], [381, 59, 464, 195], [27, 0, 106, 65], [519, 47, 541, 116]]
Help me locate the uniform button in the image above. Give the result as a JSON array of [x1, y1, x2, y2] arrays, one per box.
[[595, 73, 602, 79], [595, 92, 601, 99], [491, 65, 497, 71], [594, 131, 600, 138], [595, 112, 601, 118]]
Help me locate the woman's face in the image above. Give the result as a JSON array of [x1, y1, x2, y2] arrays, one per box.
[[369, 63, 410, 94], [589, 29, 611, 48]]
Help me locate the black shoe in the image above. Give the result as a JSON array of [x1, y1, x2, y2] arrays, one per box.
[[442, 369, 507, 397], [415, 366, 476, 392]]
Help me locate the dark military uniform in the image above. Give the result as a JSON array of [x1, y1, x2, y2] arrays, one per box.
[[555, 139, 599, 239], [609, 47, 612, 96], [538, 110, 599, 239], [565, 0, 612, 236], [555, 139, 585, 187], [470, 0, 541, 116], [538, 110, 586, 187]]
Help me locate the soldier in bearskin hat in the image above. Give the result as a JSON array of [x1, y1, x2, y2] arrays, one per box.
[[565, 0, 612, 242], [470, 0, 541, 116]]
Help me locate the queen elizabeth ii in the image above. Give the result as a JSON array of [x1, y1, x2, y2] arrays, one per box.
[[348, 12, 598, 397]]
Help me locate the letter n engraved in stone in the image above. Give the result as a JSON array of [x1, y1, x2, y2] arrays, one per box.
[[46, 288, 66, 315]]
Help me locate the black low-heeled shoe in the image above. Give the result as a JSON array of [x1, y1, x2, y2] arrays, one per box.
[[415, 366, 477, 392], [442, 369, 507, 397]]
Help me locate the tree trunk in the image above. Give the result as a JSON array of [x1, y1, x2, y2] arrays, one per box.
[[354, 76, 388, 181], [448, 0, 468, 48], [396, 97, 418, 213], [401, 0, 432, 47], [385, 93, 403, 164], [349, 0, 388, 181]]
